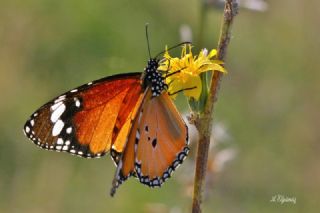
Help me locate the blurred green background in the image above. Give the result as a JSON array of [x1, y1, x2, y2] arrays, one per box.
[[1, 0, 319, 212]]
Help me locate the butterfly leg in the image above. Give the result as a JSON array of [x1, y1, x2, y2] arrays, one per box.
[[168, 86, 197, 96]]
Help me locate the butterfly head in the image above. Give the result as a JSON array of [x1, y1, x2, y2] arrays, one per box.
[[143, 58, 167, 97]]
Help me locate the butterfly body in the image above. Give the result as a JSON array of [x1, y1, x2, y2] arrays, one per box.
[[141, 59, 167, 97], [23, 58, 189, 196]]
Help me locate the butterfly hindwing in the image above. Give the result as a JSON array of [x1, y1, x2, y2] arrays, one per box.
[[134, 92, 189, 187], [110, 90, 189, 195], [23, 72, 142, 158]]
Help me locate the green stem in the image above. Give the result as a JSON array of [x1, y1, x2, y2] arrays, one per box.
[[191, 1, 238, 213]]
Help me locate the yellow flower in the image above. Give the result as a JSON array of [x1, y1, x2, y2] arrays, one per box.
[[159, 44, 226, 100]]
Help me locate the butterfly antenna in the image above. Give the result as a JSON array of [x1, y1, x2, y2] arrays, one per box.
[[145, 23, 152, 58], [155, 41, 192, 58]]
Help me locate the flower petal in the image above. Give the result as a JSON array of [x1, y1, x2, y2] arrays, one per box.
[[183, 73, 202, 100], [208, 49, 217, 58], [159, 44, 226, 100]]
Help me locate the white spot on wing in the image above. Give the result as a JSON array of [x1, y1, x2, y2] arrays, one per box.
[[25, 126, 30, 133], [74, 97, 81, 107], [30, 119, 35, 126], [50, 103, 66, 123], [66, 127, 72, 134], [51, 101, 63, 111], [54, 95, 66, 103], [57, 138, 64, 145], [52, 120, 64, 137], [70, 89, 78, 93]]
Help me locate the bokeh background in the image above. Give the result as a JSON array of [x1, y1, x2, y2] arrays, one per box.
[[1, 0, 319, 212]]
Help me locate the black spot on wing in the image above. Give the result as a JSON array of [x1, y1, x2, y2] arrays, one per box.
[[152, 138, 157, 148]]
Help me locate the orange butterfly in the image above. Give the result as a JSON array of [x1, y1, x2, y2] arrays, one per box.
[[23, 38, 190, 196]]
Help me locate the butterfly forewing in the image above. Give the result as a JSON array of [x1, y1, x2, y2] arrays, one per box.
[[23, 72, 142, 158]]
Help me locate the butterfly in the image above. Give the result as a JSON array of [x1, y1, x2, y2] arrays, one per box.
[[23, 39, 191, 196]]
